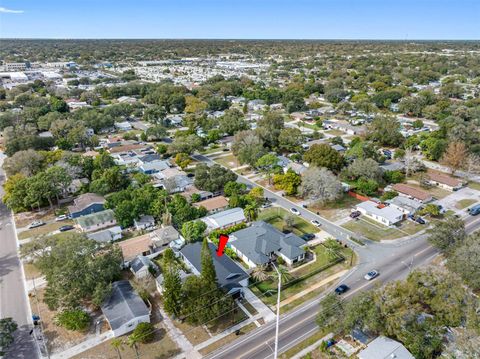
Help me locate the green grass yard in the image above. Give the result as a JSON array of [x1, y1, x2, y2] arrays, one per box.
[[455, 198, 477, 209], [342, 216, 424, 241], [468, 182, 480, 191], [258, 207, 320, 236]]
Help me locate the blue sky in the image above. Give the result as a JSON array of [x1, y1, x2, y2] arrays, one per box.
[[1, 0, 479, 39]]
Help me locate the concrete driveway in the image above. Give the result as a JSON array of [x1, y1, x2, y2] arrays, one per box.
[[434, 186, 480, 215]]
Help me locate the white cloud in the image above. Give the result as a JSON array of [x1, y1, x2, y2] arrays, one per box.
[[0, 7, 24, 14]]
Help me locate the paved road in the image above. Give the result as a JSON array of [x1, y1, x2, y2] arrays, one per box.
[[0, 153, 39, 359], [193, 152, 480, 359]]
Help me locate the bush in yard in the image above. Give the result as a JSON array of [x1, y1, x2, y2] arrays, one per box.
[[55, 309, 90, 331], [131, 322, 155, 343]]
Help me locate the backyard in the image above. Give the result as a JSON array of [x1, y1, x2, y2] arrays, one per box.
[[258, 207, 320, 236], [342, 216, 424, 241]]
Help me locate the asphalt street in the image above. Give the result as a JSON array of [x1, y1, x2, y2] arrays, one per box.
[[193, 152, 480, 359], [0, 152, 39, 359]]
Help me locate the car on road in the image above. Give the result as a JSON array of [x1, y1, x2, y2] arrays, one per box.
[[349, 211, 361, 218], [310, 219, 321, 227], [290, 208, 301, 215], [467, 204, 480, 216], [301, 233, 315, 241], [261, 202, 272, 209], [28, 221, 45, 229], [364, 270, 379, 280], [415, 217, 426, 224], [55, 214, 68, 221], [59, 225, 74, 232], [334, 284, 349, 295]]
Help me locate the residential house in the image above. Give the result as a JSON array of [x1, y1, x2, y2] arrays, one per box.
[[178, 242, 249, 295], [357, 336, 414, 359], [276, 155, 292, 169], [150, 225, 184, 249], [181, 185, 214, 202], [87, 226, 122, 243], [229, 221, 307, 268], [391, 184, 433, 203], [356, 201, 404, 226], [118, 234, 155, 265], [425, 171, 464, 191], [67, 178, 89, 195], [285, 162, 308, 175], [200, 207, 246, 232], [75, 209, 117, 233], [330, 144, 346, 153], [386, 196, 423, 217], [380, 162, 405, 172], [68, 193, 105, 218], [134, 215, 156, 231], [114, 121, 133, 131], [193, 196, 229, 214], [139, 159, 171, 175], [101, 281, 151, 337], [130, 256, 158, 279]]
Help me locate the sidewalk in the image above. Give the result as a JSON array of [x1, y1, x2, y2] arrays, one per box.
[[157, 307, 201, 359], [26, 276, 47, 292], [279, 269, 348, 308], [243, 287, 275, 323], [50, 330, 114, 359]]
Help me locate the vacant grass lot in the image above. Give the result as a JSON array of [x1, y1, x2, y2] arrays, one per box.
[[468, 182, 480, 191], [455, 198, 477, 209], [212, 153, 240, 168], [309, 195, 361, 221], [342, 216, 424, 241], [258, 207, 320, 236]]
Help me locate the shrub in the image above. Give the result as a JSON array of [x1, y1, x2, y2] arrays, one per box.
[[55, 309, 90, 331], [132, 322, 155, 343]]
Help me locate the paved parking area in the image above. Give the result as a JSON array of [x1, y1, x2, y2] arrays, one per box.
[[434, 186, 480, 214]]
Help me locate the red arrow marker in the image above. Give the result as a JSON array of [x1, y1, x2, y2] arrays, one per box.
[[216, 234, 229, 256]]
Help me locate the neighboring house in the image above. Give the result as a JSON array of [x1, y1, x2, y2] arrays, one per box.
[[178, 242, 249, 295], [356, 201, 404, 226], [380, 162, 405, 172], [67, 178, 89, 195], [229, 221, 307, 268], [68, 193, 106, 218], [357, 336, 414, 359], [330, 144, 346, 152], [139, 159, 171, 175], [276, 155, 292, 168], [181, 185, 214, 202], [75, 209, 117, 232], [391, 183, 433, 203], [150, 225, 184, 248], [200, 207, 246, 232], [156, 268, 189, 294], [425, 171, 464, 191], [130, 255, 158, 279], [87, 226, 122, 243], [285, 162, 308, 175], [134, 215, 156, 231], [193, 196, 229, 214], [117, 234, 154, 265], [386, 196, 423, 217], [101, 281, 151, 337], [114, 121, 133, 131]]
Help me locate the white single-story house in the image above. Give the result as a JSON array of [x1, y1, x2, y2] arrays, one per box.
[[114, 121, 133, 131], [75, 209, 117, 233], [87, 226, 122, 243], [356, 201, 404, 226], [200, 207, 246, 233], [229, 221, 307, 268], [357, 336, 414, 359], [134, 215, 156, 231], [101, 281, 151, 337], [386, 196, 423, 217], [425, 171, 464, 191]]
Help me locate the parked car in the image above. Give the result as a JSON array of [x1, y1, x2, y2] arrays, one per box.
[[261, 202, 272, 209], [301, 233, 315, 241], [310, 219, 321, 227], [364, 270, 379, 280], [290, 208, 301, 215], [334, 284, 349, 295], [55, 214, 68, 221], [350, 211, 361, 218], [59, 225, 74, 232], [416, 217, 426, 224], [467, 204, 480, 216], [28, 221, 45, 229]]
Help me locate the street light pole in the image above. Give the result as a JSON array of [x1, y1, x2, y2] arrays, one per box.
[[272, 262, 281, 359]]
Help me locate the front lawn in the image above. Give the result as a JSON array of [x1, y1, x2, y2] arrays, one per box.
[[342, 216, 424, 241], [455, 198, 477, 209], [212, 153, 240, 168], [258, 207, 320, 236], [18, 220, 75, 240], [468, 182, 480, 191]]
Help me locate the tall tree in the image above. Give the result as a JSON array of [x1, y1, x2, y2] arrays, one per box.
[[299, 167, 343, 205], [303, 144, 344, 172], [201, 238, 217, 285], [0, 318, 17, 356], [441, 141, 467, 175], [162, 267, 183, 317]]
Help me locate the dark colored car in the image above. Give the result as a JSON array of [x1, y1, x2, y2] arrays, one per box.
[[334, 284, 350, 295], [59, 225, 74, 232], [416, 217, 426, 224], [301, 233, 315, 241], [350, 211, 361, 218]]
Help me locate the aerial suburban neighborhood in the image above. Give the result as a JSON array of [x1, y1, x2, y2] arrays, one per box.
[[0, 2, 480, 359]]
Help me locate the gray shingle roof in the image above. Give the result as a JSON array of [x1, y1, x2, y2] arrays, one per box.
[[230, 221, 306, 264], [179, 242, 249, 291], [76, 209, 115, 228], [101, 281, 149, 331], [130, 256, 156, 274]]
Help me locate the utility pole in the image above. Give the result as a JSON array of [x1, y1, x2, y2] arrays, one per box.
[[272, 262, 281, 359]]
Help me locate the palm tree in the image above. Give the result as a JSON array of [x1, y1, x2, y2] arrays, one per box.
[[251, 265, 269, 282], [273, 265, 292, 285], [127, 334, 140, 359], [110, 338, 124, 359], [244, 204, 259, 222]]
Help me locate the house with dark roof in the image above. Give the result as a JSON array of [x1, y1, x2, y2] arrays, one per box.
[[130, 256, 158, 279], [68, 193, 105, 218], [178, 242, 249, 295], [101, 281, 151, 337], [229, 221, 307, 268]]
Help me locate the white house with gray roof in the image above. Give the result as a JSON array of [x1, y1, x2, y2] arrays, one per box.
[[357, 336, 414, 359], [386, 196, 423, 217], [229, 221, 307, 268], [200, 207, 246, 233], [101, 280, 151, 337], [356, 201, 404, 226]]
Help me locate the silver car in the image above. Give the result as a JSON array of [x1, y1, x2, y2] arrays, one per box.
[[364, 270, 379, 281]]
